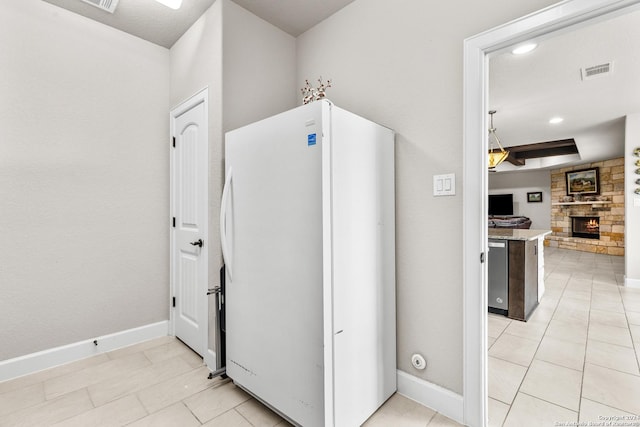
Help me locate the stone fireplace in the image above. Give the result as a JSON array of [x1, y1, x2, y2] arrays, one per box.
[[546, 158, 625, 255], [571, 216, 600, 239]]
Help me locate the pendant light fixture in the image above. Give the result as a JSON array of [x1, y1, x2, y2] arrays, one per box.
[[488, 110, 509, 170]]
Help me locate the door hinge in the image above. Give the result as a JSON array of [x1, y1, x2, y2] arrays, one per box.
[[172, 217, 176, 228], [172, 297, 176, 307], [172, 136, 176, 147], [480, 252, 485, 263]]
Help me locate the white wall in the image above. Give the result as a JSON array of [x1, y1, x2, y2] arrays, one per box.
[[170, 0, 224, 356], [625, 114, 640, 286], [296, 0, 557, 393], [0, 1, 170, 360], [489, 170, 552, 229], [170, 0, 296, 359], [222, 1, 297, 133]]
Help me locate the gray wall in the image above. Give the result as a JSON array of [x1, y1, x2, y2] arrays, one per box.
[[296, 0, 557, 393], [489, 170, 552, 229], [0, 0, 170, 360]]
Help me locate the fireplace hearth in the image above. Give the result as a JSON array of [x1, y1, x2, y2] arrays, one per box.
[[571, 216, 600, 239]]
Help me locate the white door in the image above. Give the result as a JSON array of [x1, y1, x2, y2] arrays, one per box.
[[171, 89, 209, 360]]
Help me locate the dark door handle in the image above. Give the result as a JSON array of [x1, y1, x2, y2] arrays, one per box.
[[190, 239, 203, 248]]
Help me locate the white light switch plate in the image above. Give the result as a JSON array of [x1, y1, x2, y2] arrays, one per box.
[[433, 173, 455, 196]]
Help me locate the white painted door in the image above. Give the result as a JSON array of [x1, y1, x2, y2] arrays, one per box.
[[171, 90, 208, 359]]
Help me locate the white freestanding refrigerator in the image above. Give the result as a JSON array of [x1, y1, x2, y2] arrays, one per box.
[[220, 100, 396, 427]]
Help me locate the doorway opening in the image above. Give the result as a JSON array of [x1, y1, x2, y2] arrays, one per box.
[[463, 1, 640, 425]]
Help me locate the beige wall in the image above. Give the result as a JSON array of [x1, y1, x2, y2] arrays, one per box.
[[0, 1, 171, 360], [296, 0, 557, 393], [170, 0, 296, 359], [222, 0, 297, 133]]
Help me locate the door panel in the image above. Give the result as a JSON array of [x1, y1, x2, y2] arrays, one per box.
[[172, 95, 208, 357]]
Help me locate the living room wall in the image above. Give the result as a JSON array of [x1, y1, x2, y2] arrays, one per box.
[[488, 170, 551, 229]]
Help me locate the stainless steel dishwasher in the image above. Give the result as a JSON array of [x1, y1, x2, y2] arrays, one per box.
[[488, 239, 508, 315]]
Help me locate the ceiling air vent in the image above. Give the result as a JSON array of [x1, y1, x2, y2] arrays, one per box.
[[581, 62, 613, 80], [79, 0, 119, 13]]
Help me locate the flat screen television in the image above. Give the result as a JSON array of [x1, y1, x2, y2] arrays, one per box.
[[488, 194, 513, 216]]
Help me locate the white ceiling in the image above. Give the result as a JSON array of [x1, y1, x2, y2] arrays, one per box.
[[41, 1, 640, 173], [42, 0, 217, 48], [489, 8, 640, 172], [41, 0, 356, 47], [231, 0, 356, 36]]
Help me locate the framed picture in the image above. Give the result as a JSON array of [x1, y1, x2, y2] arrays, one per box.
[[565, 167, 599, 195], [527, 191, 542, 203]]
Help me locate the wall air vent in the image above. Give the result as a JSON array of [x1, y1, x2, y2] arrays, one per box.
[[79, 0, 119, 13], [581, 62, 613, 80]]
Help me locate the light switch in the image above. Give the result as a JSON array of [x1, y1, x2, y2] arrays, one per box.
[[433, 173, 456, 196], [634, 197, 640, 207]]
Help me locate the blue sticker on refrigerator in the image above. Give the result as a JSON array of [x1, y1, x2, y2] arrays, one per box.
[[307, 133, 316, 146]]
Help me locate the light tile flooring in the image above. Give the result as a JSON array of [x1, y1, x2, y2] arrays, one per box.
[[488, 247, 640, 426], [4, 247, 638, 427], [0, 338, 461, 426]]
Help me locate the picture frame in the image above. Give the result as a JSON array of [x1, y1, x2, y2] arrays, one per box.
[[565, 167, 599, 196], [527, 191, 542, 203]]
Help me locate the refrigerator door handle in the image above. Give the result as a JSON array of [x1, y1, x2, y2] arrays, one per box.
[[220, 167, 233, 279]]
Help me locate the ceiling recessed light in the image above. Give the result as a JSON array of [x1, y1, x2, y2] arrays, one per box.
[[154, 0, 182, 9], [512, 43, 538, 55], [549, 117, 564, 124]]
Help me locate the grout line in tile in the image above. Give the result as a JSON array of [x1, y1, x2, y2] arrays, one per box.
[[574, 272, 594, 420], [580, 397, 637, 420], [493, 248, 623, 426], [518, 390, 580, 414], [234, 406, 255, 426]]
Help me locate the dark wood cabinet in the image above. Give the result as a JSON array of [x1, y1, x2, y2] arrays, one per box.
[[507, 239, 538, 321]]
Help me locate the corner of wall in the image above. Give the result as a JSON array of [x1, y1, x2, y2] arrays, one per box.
[[396, 370, 464, 424]]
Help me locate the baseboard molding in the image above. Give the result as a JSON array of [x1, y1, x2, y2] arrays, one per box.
[[626, 277, 640, 289], [396, 370, 464, 424], [0, 321, 169, 382]]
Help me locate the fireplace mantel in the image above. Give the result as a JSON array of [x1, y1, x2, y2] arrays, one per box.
[[546, 158, 624, 255], [551, 201, 609, 206]]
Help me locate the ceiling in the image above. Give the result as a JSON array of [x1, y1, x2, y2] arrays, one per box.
[[42, 0, 217, 48], [41, 0, 356, 48], [231, 0, 356, 37], [489, 8, 640, 173], [41, 1, 640, 173]]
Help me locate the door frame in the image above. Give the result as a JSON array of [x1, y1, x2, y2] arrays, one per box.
[[169, 87, 214, 368], [462, 1, 640, 425]]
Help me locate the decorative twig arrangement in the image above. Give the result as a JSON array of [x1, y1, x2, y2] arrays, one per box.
[[301, 77, 332, 105]]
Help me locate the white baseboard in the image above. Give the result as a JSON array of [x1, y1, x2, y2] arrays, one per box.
[[0, 321, 169, 382], [626, 277, 640, 289], [397, 370, 464, 424]]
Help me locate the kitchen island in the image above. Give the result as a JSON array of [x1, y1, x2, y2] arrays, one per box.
[[488, 229, 551, 321]]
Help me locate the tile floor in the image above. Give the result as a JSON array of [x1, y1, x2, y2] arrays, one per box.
[[488, 247, 640, 426], [0, 337, 461, 426], [3, 247, 638, 427]]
